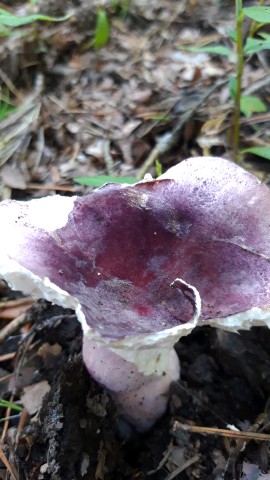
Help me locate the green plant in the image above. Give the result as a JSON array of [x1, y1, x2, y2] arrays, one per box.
[[0, 398, 23, 422], [180, 3, 270, 162], [93, 8, 110, 48], [111, 0, 130, 18], [232, 2, 270, 161], [86, 0, 132, 50], [155, 159, 163, 176], [241, 146, 270, 161], [74, 175, 137, 188], [81, 7, 110, 50], [0, 93, 16, 121], [0, 7, 71, 37]]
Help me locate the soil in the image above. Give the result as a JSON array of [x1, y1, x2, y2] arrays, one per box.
[[0, 0, 270, 479], [1, 298, 270, 479]]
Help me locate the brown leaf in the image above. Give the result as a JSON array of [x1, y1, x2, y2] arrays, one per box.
[[21, 381, 51, 415]]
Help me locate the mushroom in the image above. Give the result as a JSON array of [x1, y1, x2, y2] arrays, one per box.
[[1, 156, 270, 431]]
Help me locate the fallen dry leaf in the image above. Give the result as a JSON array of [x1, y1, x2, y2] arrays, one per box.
[[21, 381, 51, 415]]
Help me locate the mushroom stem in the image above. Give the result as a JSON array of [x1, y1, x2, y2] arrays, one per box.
[[82, 338, 180, 431], [82, 279, 201, 431]]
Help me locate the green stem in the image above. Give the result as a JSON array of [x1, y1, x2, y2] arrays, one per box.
[[232, 0, 244, 163]]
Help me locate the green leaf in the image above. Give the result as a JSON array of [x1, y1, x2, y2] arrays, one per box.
[[155, 159, 162, 177], [0, 91, 16, 120], [186, 44, 234, 57], [243, 6, 270, 23], [0, 24, 11, 36], [229, 76, 237, 99], [0, 398, 23, 412], [111, 0, 129, 18], [244, 37, 270, 55], [93, 8, 110, 48], [242, 147, 270, 161], [74, 175, 137, 187], [226, 27, 237, 43], [258, 32, 270, 40], [0, 8, 71, 27], [240, 95, 267, 117], [0, 102, 16, 120], [149, 114, 171, 121]]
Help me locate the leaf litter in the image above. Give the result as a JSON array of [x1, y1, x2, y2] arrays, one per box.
[[0, 0, 270, 478]]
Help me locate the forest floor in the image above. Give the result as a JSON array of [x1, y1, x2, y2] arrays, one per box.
[[0, 1, 270, 479]]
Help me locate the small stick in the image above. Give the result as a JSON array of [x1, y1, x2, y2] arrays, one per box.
[[0, 446, 19, 480], [103, 139, 114, 175], [1, 405, 11, 441], [0, 313, 28, 343], [138, 145, 161, 180], [147, 441, 173, 475], [164, 454, 200, 480], [0, 353, 16, 362], [15, 409, 29, 445], [0, 297, 33, 309], [23, 184, 78, 192], [173, 421, 270, 442], [0, 373, 13, 383], [244, 74, 270, 96], [0, 67, 23, 103], [138, 79, 228, 179]]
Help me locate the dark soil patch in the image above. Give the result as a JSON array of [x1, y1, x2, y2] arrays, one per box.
[[1, 299, 269, 479]]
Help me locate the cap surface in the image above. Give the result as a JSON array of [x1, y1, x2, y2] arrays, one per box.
[[1, 157, 270, 339]]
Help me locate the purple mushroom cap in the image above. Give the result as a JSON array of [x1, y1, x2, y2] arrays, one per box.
[[1, 157, 270, 339]]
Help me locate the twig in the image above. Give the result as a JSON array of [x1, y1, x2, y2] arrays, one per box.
[[244, 74, 270, 96], [213, 112, 270, 137], [164, 454, 200, 480], [23, 184, 78, 192], [138, 79, 228, 179], [34, 126, 45, 168], [15, 409, 29, 445], [103, 139, 114, 175], [1, 405, 12, 441], [0, 353, 16, 362], [173, 421, 270, 442], [147, 441, 173, 475], [0, 297, 33, 309], [137, 144, 162, 180], [0, 373, 13, 383], [0, 68, 23, 103], [0, 313, 28, 343], [0, 445, 19, 480], [239, 112, 270, 126]]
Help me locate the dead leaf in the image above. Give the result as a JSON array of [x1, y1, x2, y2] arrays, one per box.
[[21, 381, 51, 415], [0, 165, 27, 189], [37, 343, 62, 358], [241, 462, 270, 480]]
